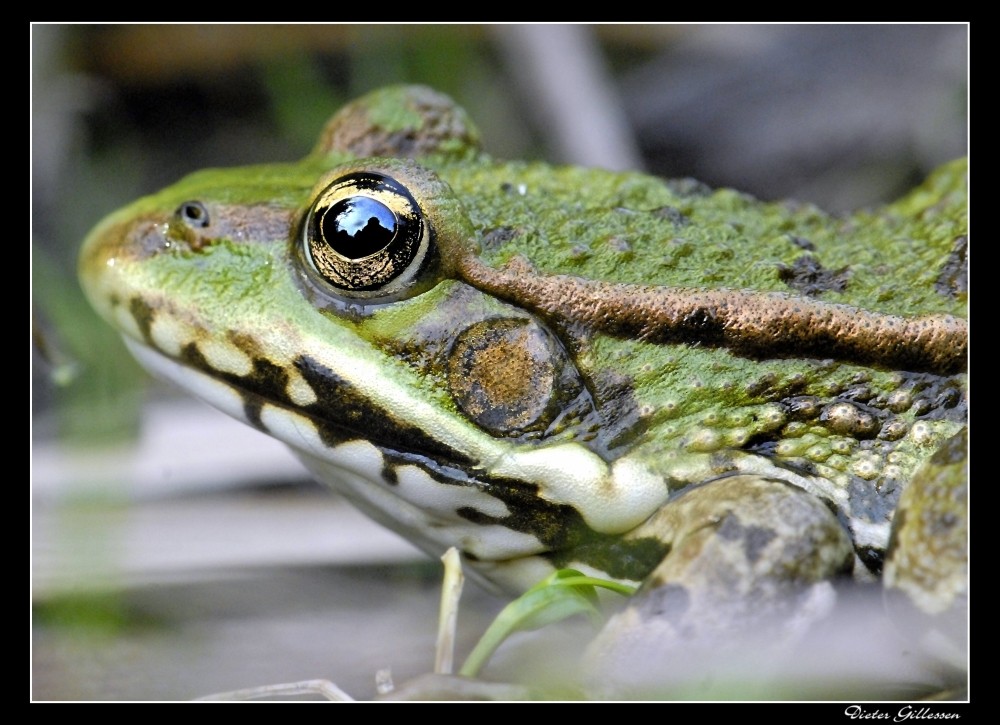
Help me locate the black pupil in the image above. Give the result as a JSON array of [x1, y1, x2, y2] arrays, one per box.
[[321, 196, 396, 259], [179, 201, 209, 227]]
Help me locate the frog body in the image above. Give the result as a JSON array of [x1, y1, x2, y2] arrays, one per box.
[[79, 86, 967, 685]]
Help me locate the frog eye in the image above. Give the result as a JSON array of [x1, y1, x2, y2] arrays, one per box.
[[301, 172, 436, 300]]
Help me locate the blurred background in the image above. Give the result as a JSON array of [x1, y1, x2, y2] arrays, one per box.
[[31, 24, 968, 701]]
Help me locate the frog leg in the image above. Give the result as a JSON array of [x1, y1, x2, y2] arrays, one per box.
[[585, 473, 855, 690], [883, 428, 968, 673]]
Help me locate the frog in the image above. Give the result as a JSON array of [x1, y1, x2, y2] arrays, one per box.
[[78, 85, 967, 698]]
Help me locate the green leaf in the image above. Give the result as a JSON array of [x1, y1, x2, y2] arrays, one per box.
[[459, 569, 635, 678]]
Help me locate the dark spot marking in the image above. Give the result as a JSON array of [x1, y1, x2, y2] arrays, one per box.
[[788, 235, 816, 251], [643, 583, 691, 622], [128, 297, 155, 345], [179, 342, 210, 373], [588, 369, 647, 453], [381, 464, 399, 485], [249, 357, 291, 391], [744, 525, 778, 563], [242, 357, 290, 430], [714, 514, 776, 564], [935, 235, 967, 299], [669, 307, 726, 344], [180, 342, 290, 433], [856, 545, 884, 575], [716, 513, 745, 542], [481, 226, 521, 251], [777, 254, 850, 296]]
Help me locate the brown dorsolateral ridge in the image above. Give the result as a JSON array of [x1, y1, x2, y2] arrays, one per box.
[[457, 255, 968, 376]]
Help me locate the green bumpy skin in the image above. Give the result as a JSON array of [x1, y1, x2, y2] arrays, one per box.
[[79, 86, 967, 687]]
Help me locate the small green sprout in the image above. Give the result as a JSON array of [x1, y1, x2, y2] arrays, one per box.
[[459, 568, 635, 678]]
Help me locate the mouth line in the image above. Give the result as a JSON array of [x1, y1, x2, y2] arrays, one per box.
[[123, 336, 480, 473]]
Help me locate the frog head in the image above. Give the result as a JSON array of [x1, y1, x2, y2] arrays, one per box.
[[79, 85, 967, 595]]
